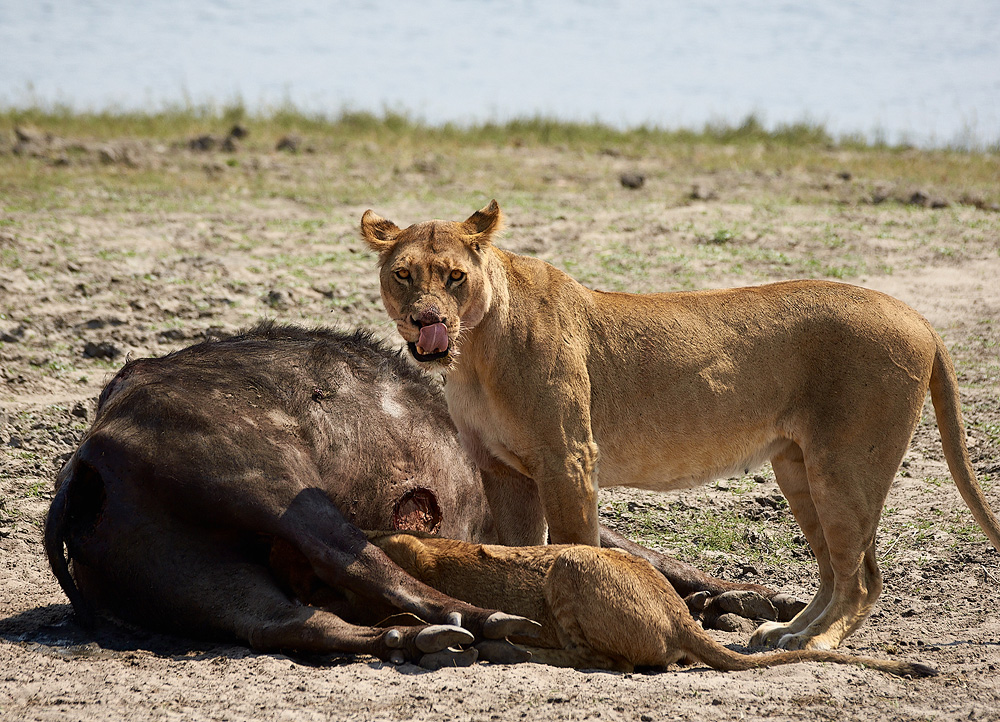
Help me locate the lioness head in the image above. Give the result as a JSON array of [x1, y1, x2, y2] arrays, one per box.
[[361, 200, 503, 366]]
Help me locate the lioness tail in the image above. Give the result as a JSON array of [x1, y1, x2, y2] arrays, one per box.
[[929, 332, 1000, 551], [683, 631, 937, 678]]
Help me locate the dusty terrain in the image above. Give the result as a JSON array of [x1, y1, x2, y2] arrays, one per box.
[[1, 122, 999, 721]]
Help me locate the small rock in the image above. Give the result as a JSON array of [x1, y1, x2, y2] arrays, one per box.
[[71, 402, 88, 419], [7, 434, 23, 448], [276, 135, 301, 153], [158, 328, 188, 342], [958, 193, 997, 211], [619, 172, 645, 189], [189, 134, 217, 152], [202, 160, 226, 176], [907, 190, 948, 208], [837, 170, 853, 181], [204, 326, 227, 342], [98, 145, 123, 165], [228, 124, 248, 139], [689, 183, 718, 201], [14, 125, 45, 144], [263, 289, 291, 309], [1, 325, 25, 343], [83, 341, 121, 360], [871, 185, 893, 204]]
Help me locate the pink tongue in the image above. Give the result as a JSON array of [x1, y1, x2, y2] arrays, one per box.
[[417, 323, 449, 355]]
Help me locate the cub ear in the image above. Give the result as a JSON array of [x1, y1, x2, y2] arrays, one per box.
[[463, 199, 503, 249], [360, 210, 402, 253]]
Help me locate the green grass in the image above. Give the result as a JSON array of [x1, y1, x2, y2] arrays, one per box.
[[4, 104, 998, 162], [3, 106, 999, 224], [608, 498, 808, 567], [0, 105, 841, 149]]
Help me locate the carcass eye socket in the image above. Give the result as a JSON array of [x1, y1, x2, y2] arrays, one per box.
[[394, 269, 410, 281], [448, 269, 466, 284]]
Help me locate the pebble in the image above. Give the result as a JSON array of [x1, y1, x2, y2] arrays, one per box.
[[619, 172, 645, 189]]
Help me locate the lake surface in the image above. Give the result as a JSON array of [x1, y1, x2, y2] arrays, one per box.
[[2, 0, 998, 147]]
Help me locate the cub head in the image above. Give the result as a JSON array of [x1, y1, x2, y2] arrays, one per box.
[[361, 200, 503, 367]]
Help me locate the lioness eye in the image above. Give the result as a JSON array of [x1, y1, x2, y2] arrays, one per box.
[[394, 269, 410, 281], [448, 269, 465, 283]]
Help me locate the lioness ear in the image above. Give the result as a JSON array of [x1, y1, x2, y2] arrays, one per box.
[[360, 210, 402, 253], [463, 199, 503, 250]]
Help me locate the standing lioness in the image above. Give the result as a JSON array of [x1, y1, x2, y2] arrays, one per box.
[[362, 200, 1000, 651]]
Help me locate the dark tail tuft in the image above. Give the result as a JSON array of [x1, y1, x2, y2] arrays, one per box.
[[905, 662, 939, 678]]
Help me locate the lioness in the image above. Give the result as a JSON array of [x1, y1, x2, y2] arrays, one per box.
[[369, 531, 936, 677], [362, 200, 1000, 652]]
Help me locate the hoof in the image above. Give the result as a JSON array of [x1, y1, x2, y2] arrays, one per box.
[[483, 612, 542, 640], [709, 613, 758, 634], [711, 590, 777, 621], [475, 639, 532, 665], [415, 624, 475, 653], [684, 590, 712, 613], [418, 647, 479, 670], [771, 593, 808, 622]]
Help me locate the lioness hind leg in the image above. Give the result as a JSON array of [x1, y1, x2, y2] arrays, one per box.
[[751, 446, 835, 646], [756, 443, 895, 651]]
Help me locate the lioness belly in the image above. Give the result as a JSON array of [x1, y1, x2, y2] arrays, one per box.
[[595, 433, 786, 491]]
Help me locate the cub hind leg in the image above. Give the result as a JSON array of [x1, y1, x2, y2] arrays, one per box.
[[543, 547, 690, 670]]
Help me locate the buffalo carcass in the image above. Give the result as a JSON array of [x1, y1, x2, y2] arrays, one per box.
[[46, 322, 779, 666]]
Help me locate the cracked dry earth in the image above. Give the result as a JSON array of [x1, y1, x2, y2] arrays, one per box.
[[1, 139, 1000, 721]]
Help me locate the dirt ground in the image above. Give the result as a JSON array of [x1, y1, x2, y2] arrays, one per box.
[[1, 129, 999, 721]]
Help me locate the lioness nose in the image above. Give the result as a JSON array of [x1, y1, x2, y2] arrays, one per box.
[[413, 308, 446, 327]]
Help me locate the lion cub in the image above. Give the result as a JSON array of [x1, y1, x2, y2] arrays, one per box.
[[362, 201, 1000, 652], [370, 531, 935, 677]]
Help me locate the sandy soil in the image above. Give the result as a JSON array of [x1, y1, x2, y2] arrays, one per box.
[[1, 133, 999, 721]]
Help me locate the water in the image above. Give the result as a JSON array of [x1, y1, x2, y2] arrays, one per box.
[[2, 0, 998, 147]]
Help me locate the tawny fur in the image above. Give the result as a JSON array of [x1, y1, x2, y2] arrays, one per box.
[[362, 200, 1000, 652], [370, 532, 936, 677]]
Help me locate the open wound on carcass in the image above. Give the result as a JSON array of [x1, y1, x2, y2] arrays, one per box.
[[393, 488, 441, 533]]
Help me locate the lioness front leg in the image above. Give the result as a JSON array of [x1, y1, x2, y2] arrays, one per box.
[[535, 439, 602, 546], [475, 362, 603, 547]]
